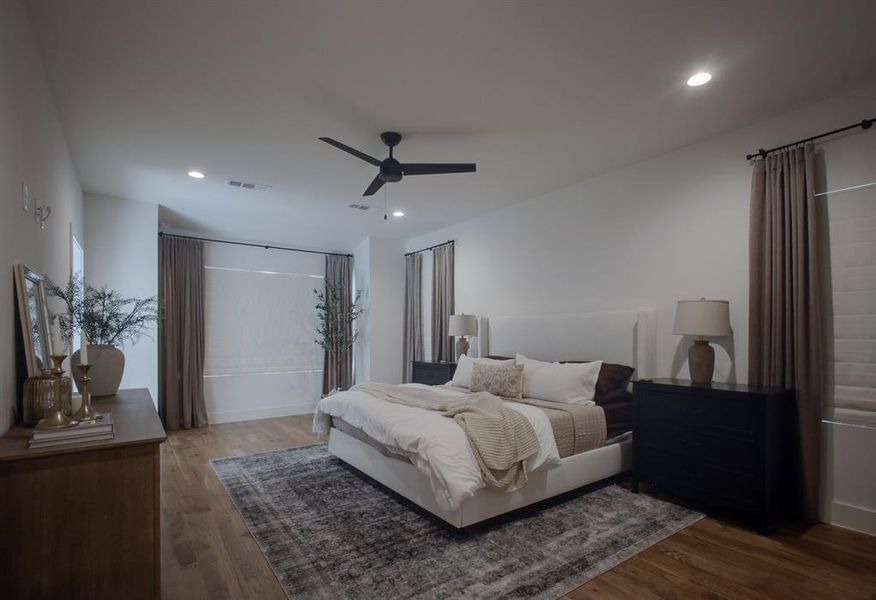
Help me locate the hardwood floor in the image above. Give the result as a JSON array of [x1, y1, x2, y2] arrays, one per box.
[[161, 415, 876, 600]]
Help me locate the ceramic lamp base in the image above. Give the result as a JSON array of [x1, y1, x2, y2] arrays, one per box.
[[689, 339, 715, 384], [455, 337, 469, 361]]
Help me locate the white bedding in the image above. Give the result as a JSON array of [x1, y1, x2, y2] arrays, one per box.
[[314, 383, 560, 510]]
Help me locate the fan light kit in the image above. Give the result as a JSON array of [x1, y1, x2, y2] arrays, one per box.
[[686, 72, 712, 87], [319, 131, 476, 196], [392, 211, 405, 218], [188, 170, 206, 179]]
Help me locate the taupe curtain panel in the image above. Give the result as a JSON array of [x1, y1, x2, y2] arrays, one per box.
[[749, 145, 824, 522], [323, 254, 354, 395], [403, 253, 424, 382], [431, 243, 455, 362], [159, 236, 208, 430]]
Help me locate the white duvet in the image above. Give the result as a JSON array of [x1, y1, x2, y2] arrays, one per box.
[[314, 383, 560, 511]]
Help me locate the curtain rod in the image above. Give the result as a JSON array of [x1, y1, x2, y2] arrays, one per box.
[[404, 240, 454, 257], [158, 232, 352, 257], [745, 117, 874, 161]]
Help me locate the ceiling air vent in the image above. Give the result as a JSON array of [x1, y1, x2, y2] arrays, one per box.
[[347, 203, 373, 211], [227, 179, 272, 192]]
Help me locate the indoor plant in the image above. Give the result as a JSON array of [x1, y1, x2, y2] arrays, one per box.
[[47, 276, 159, 396], [314, 284, 363, 392]]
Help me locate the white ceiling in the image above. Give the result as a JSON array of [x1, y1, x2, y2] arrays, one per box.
[[26, 0, 876, 251]]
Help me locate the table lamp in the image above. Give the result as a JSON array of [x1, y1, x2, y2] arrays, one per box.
[[673, 299, 732, 384], [448, 314, 477, 361]]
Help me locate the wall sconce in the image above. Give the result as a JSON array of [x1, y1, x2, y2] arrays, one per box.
[[34, 198, 51, 230]]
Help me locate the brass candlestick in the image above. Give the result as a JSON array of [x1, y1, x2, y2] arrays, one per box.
[[35, 355, 78, 430], [72, 363, 99, 422]]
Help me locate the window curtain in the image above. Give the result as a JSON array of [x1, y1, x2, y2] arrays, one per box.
[[431, 243, 455, 362], [403, 253, 424, 382], [322, 254, 353, 395], [159, 236, 208, 430], [749, 145, 824, 522]]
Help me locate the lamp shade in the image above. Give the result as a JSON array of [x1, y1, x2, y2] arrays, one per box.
[[448, 314, 478, 337], [673, 299, 732, 336]]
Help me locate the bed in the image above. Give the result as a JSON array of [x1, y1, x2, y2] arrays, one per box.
[[322, 309, 657, 528]]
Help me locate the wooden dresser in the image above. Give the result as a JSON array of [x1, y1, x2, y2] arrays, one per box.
[[0, 389, 166, 599], [411, 361, 457, 386], [632, 379, 792, 533]]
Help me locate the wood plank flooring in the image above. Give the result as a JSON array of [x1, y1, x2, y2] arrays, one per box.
[[161, 415, 876, 599]]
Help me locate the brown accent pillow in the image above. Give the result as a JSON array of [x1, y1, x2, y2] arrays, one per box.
[[470, 363, 524, 399], [596, 363, 635, 397]]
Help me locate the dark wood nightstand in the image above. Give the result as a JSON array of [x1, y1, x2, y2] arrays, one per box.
[[632, 378, 793, 533], [411, 361, 457, 386]]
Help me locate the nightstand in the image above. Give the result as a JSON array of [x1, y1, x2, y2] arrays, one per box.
[[411, 361, 457, 386], [632, 378, 793, 533]]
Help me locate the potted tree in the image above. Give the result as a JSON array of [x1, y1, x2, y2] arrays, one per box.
[[314, 284, 363, 394], [48, 277, 158, 396]]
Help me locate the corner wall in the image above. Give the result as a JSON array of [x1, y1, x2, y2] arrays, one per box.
[[84, 194, 158, 403], [0, 0, 84, 433], [353, 236, 405, 384]]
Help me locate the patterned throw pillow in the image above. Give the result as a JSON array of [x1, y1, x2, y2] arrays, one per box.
[[470, 362, 524, 399]]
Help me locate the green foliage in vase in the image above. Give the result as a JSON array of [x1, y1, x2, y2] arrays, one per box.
[[47, 276, 159, 347], [313, 284, 363, 353]]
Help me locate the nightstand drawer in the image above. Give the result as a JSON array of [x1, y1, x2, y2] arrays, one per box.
[[411, 362, 456, 386], [638, 450, 759, 511], [637, 422, 758, 470], [638, 390, 757, 433]]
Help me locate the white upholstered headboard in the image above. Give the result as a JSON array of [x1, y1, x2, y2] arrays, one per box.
[[477, 309, 657, 378]]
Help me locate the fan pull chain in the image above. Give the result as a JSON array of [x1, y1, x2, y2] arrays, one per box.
[[384, 186, 388, 221]]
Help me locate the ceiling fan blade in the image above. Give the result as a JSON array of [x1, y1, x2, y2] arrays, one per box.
[[363, 175, 386, 196], [319, 137, 382, 166], [401, 163, 477, 175]]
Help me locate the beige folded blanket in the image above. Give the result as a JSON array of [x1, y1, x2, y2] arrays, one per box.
[[350, 382, 539, 491]]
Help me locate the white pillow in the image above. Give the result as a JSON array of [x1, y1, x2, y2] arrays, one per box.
[[451, 354, 516, 388], [516, 354, 602, 405]]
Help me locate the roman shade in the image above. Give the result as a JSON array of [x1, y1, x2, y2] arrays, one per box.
[[825, 183, 876, 426]]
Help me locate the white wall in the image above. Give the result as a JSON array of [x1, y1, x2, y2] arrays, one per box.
[[0, 0, 83, 433], [353, 236, 405, 384], [84, 194, 158, 402], [405, 82, 876, 533]]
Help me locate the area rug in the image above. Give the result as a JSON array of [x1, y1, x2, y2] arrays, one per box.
[[211, 444, 702, 600]]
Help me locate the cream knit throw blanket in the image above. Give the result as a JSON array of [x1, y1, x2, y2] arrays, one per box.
[[351, 383, 540, 492]]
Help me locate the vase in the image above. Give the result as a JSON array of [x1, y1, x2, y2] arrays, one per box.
[[72, 344, 125, 397]]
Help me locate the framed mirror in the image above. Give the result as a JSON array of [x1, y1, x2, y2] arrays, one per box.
[[14, 264, 52, 376]]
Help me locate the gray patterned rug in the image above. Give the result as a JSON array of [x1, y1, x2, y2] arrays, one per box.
[[211, 444, 702, 600]]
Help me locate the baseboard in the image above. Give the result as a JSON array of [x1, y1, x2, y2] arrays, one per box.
[[827, 500, 876, 537], [208, 401, 318, 424]]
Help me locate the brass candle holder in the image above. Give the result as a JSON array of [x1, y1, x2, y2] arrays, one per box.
[[72, 363, 99, 422], [35, 355, 78, 430]]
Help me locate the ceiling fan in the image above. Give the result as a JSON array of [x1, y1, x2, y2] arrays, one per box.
[[319, 131, 476, 196]]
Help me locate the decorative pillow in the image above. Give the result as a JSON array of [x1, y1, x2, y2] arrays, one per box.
[[451, 354, 516, 389], [470, 363, 524, 398], [516, 354, 602, 404], [596, 363, 635, 398]]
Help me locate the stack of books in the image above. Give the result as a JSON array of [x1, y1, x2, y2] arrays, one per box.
[[28, 413, 115, 448]]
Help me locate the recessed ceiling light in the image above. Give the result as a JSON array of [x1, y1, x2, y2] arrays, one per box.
[[392, 211, 405, 217], [686, 72, 712, 87], [187, 170, 205, 179]]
